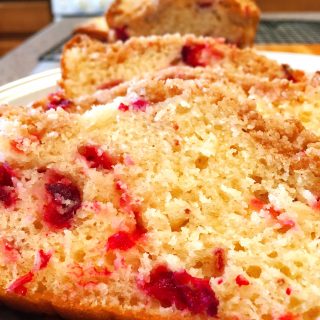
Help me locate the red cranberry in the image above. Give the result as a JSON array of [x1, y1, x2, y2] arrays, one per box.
[[250, 198, 265, 211], [78, 145, 118, 170], [34, 249, 52, 271], [285, 287, 292, 296], [143, 265, 219, 316], [132, 99, 149, 111], [10, 139, 24, 154], [181, 43, 224, 67], [112, 179, 147, 250], [268, 207, 282, 219], [107, 231, 136, 251], [7, 272, 34, 296], [235, 275, 250, 287], [118, 103, 129, 112], [44, 174, 81, 229], [46, 91, 73, 110], [115, 27, 129, 41], [250, 198, 295, 232], [0, 163, 17, 207]]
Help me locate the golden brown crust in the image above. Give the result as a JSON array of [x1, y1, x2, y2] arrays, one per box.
[[0, 293, 206, 320]]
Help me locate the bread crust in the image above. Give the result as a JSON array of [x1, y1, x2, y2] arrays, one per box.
[[0, 291, 208, 320]]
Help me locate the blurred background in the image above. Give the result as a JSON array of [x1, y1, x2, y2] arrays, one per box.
[[0, 0, 112, 57]]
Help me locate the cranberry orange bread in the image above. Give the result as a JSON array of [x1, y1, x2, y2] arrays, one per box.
[[106, 0, 260, 47], [73, 17, 110, 42], [1, 76, 320, 319], [61, 34, 299, 99]]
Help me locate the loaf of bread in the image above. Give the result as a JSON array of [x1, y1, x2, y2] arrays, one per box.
[[1, 73, 320, 319], [73, 17, 110, 42], [61, 34, 296, 99], [106, 0, 260, 47]]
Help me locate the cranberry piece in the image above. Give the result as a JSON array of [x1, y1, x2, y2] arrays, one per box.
[[213, 248, 226, 276], [181, 43, 224, 67], [44, 176, 81, 229], [118, 100, 149, 112], [46, 91, 73, 110], [286, 287, 292, 296], [115, 27, 129, 41], [107, 231, 136, 251], [132, 99, 149, 112], [235, 275, 250, 287], [118, 103, 129, 112], [34, 249, 52, 271], [78, 145, 118, 170], [0, 163, 17, 207], [112, 179, 147, 250], [268, 207, 282, 219], [250, 198, 295, 232], [250, 198, 265, 211], [143, 265, 219, 316], [10, 139, 24, 154], [7, 272, 34, 296]]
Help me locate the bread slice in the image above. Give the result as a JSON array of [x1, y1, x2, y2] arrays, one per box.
[[61, 34, 297, 99], [106, 0, 260, 47], [1, 75, 320, 319], [62, 63, 320, 140], [73, 17, 110, 42]]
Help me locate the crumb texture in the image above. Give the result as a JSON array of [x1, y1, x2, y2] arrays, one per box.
[[1, 75, 320, 320]]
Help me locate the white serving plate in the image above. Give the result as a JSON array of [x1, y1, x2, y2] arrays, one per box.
[[0, 68, 60, 106], [0, 52, 320, 106]]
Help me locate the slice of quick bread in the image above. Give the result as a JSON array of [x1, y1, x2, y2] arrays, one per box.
[[106, 0, 260, 47], [1, 76, 320, 320], [61, 34, 301, 99]]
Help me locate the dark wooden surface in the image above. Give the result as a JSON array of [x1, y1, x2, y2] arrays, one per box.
[[0, 0, 52, 56]]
